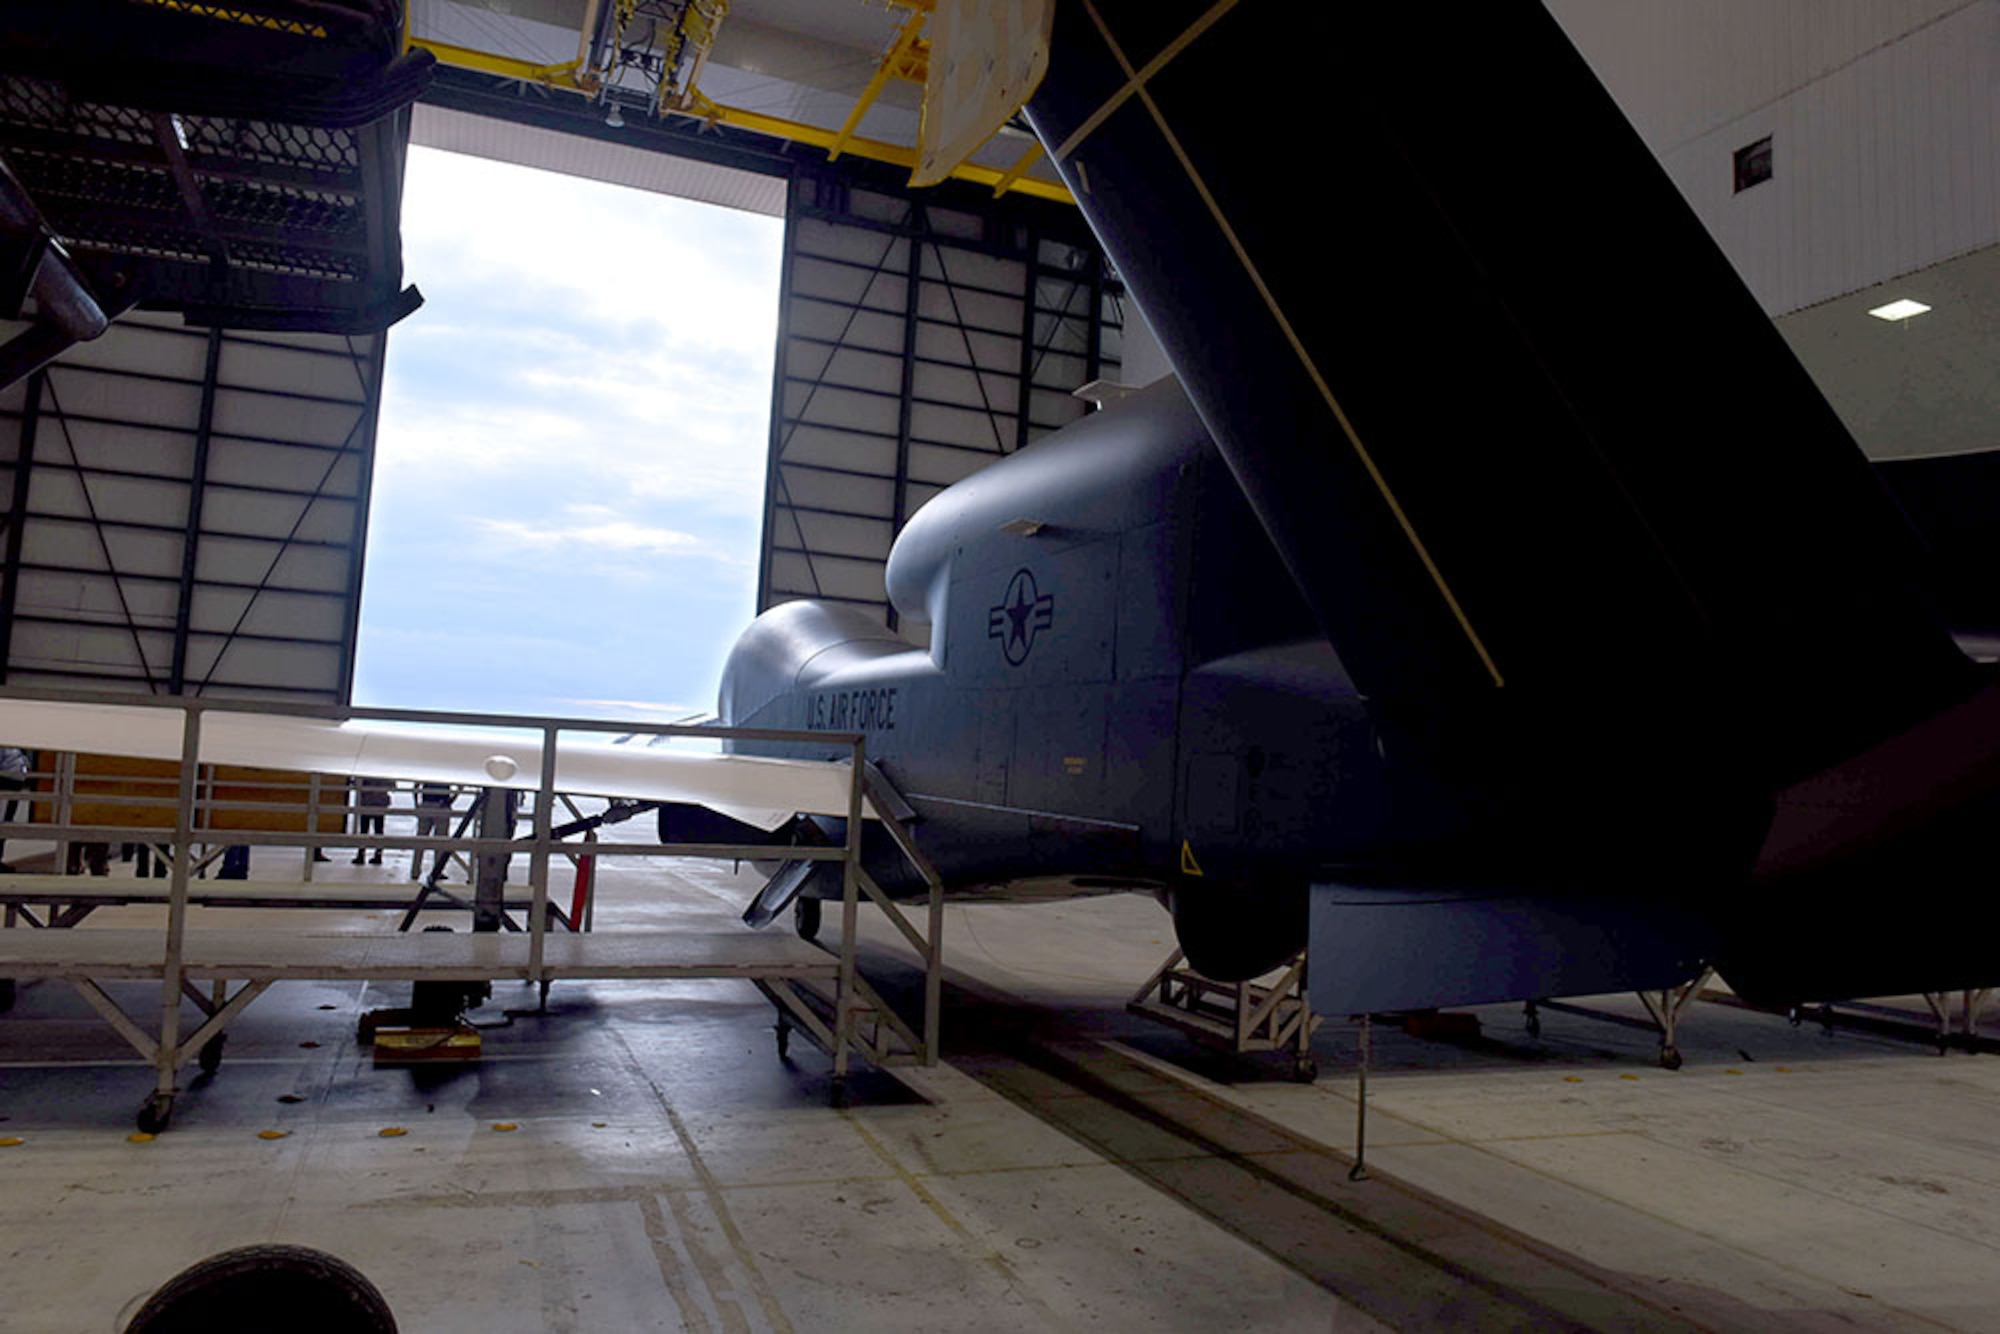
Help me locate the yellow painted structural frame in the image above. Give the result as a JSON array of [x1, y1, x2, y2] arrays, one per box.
[[830, 8, 929, 162], [405, 34, 1072, 205]]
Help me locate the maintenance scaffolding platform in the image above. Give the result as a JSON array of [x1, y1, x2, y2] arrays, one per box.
[[0, 688, 944, 1130]]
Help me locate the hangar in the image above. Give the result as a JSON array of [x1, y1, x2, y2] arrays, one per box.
[[3, 3, 2000, 1329]]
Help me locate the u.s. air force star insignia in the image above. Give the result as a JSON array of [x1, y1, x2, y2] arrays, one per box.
[[987, 567, 1054, 665]]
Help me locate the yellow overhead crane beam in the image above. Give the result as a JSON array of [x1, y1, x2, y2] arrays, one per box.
[[829, 7, 929, 162], [405, 9, 1070, 205], [681, 90, 1069, 203]]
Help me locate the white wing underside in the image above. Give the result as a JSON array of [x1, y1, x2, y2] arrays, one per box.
[[0, 699, 871, 831]]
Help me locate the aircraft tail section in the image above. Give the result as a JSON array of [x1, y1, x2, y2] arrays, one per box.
[[1026, 4, 1973, 838]]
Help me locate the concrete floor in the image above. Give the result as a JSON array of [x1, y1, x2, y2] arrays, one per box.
[[3, 845, 1999, 1331]]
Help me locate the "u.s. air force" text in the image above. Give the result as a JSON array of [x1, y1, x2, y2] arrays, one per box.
[[806, 687, 898, 732]]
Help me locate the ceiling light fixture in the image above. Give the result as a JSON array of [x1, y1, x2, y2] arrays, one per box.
[[1868, 298, 1931, 322]]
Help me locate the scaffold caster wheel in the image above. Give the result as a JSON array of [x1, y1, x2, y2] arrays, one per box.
[[0, 978, 14, 1012], [1291, 1056, 1319, 1084], [794, 896, 821, 943], [1787, 1006, 1803, 1028], [136, 1094, 173, 1135], [1524, 1004, 1541, 1039], [537, 980, 552, 1013], [1659, 1046, 1684, 1071], [829, 1077, 849, 1110], [197, 1033, 226, 1076], [775, 1021, 791, 1061]]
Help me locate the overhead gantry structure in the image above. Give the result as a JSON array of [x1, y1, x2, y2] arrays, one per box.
[[404, 0, 1072, 204]]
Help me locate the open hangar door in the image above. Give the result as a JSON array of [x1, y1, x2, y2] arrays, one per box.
[[0, 320, 382, 705], [760, 168, 1125, 634]]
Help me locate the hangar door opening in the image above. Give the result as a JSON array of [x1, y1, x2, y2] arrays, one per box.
[[353, 144, 785, 719]]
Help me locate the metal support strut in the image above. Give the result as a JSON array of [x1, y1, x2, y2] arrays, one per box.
[[1127, 947, 1321, 1082], [1349, 1014, 1370, 1183], [1525, 967, 1712, 1070]]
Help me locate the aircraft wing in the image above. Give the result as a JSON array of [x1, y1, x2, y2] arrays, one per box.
[[0, 698, 871, 831]]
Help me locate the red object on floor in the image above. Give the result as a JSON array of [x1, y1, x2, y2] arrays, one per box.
[[569, 831, 595, 931]]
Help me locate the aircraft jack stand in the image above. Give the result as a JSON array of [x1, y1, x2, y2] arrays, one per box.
[[1128, 948, 1321, 1082], [1523, 968, 1712, 1070], [1920, 989, 1991, 1054]]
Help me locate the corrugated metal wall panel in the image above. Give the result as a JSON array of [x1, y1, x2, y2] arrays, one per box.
[[0, 311, 383, 702], [759, 174, 1122, 632]]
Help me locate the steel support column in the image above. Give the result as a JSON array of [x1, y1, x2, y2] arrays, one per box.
[[1014, 225, 1039, 455], [0, 369, 44, 682], [167, 328, 222, 694], [886, 201, 925, 630], [335, 335, 384, 705], [754, 177, 801, 617]]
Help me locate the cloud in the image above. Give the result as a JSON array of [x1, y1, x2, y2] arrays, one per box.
[[474, 505, 741, 562], [564, 698, 708, 718], [397, 147, 784, 358], [353, 146, 777, 717]]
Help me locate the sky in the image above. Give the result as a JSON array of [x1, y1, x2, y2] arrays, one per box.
[[350, 147, 784, 721]]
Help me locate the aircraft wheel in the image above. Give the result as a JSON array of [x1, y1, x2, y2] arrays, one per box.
[[122, 1244, 397, 1333], [794, 896, 821, 943], [135, 1094, 173, 1135], [196, 1033, 226, 1076]]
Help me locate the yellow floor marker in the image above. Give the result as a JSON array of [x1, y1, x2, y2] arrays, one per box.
[[257, 1129, 290, 1140], [0, 1136, 23, 1147], [491, 1122, 519, 1133], [127, 1132, 156, 1144], [378, 1127, 408, 1138]]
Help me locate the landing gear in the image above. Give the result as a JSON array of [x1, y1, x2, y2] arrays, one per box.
[[197, 1033, 226, 1076], [136, 1092, 173, 1134], [794, 895, 822, 943]]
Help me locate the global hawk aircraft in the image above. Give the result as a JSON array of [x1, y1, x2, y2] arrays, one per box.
[[691, 2, 2000, 1018]]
